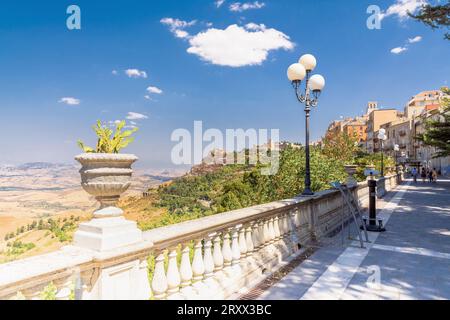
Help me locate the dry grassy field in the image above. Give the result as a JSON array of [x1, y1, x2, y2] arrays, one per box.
[[0, 163, 180, 263]]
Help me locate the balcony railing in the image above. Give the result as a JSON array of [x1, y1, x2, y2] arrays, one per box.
[[0, 175, 402, 300]]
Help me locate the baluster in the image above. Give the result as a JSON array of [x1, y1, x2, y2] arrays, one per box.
[[213, 233, 224, 275], [191, 238, 211, 298], [268, 217, 275, 244], [55, 278, 72, 300], [219, 230, 236, 295], [278, 214, 285, 238], [203, 234, 215, 282], [282, 213, 291, 254], [23, 284, 46, 300], [245, 225, 254, 257], [252, 221, 261, 253], [151, 250, 168, 300], [238, 226, 248, 275], [138, 258, 152, 300], [166, 247, 181, 298], [290, 210, 299, 251], [284, 213, 290, 240], [262, 219, 270, 246], [245, 224, 258, 275], [230, 226, 243, 291], [203, 233, 221, 298], [274, 216, 281, 242], [179, 242, 195, 299], [231, 226, 241, 273], [295, 208, 301, 231], [222, 231, 233, 275], [239, 227, 248, 259], [278, 214, 290, 257], [192, 239, 205, 284]]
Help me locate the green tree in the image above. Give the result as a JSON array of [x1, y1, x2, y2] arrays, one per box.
[[322, 132, 360, 164], [409, 2, 450, 40], [416, 88, 450, 158]]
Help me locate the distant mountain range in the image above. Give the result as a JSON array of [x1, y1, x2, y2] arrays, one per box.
[[0, 162, 185, 192]]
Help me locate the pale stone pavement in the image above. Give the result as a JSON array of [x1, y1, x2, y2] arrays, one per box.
[[258, 179, 450, 300]]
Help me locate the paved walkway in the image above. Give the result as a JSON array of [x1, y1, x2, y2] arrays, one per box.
[[259, 179, 450, 300]]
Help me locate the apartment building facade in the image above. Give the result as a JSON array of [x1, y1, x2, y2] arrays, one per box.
[[323, 88, 449, 173], [367, 109, 404, 153]]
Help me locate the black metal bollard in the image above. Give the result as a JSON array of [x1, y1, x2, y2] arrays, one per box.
[[365, 178, 386, 232], [368, 179, 377, 227]]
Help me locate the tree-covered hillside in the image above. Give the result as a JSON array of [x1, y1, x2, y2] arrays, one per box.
[[128, 137, 394, 231]]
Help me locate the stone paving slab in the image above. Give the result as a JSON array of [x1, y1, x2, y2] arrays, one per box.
[[259, 179, 450, 300]]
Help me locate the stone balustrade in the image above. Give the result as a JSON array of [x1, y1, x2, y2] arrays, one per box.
[[0, 175, 401, 300]]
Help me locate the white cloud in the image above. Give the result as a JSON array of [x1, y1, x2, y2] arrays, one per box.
[[408, 35, 422, 43], [391, 35, 422, 54], [108, 120, 122, 126], [161, 17, 197, 39], [379, 0, 427, 21], [215, 0, 226, 8], [112, 70, 118, 75], [245, 23, 266, 31], [160, 18, 196, 30], [147, 86, 163, 94], [175, 30, 190, 39], [125, 69, 148, 78], [391, 46, 408, 54], [59, 97, 80, 105], [186, 24, 294, 67], [126, 112, 148, 120], [229, 1, 265, 12]]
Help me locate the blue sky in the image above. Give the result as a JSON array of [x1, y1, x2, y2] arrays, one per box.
[[0, 0, 449, 170]]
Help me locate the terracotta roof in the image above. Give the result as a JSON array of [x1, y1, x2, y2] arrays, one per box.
[[425, 104, 440, 111]]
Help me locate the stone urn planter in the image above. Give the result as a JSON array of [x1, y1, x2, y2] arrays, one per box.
[[75, 153, 138, 218], [344, 164, 358, 187], [74, 153, 142, 251]]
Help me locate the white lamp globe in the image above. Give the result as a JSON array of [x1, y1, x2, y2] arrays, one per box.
[[299, 54, 317, 71], [309, 74, 325, 91], [287, 63, 306, 81], [379, 128, 386, 135], [377, 132, 385, 140], [394, 144, 400, 151]]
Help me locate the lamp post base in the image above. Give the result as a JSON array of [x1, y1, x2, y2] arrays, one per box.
[[301, 189, 314, 196], [361, 224, 386, 233]]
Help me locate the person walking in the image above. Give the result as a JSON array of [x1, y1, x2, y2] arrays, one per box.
[[428, 169, 433, 183], [432, 168, 438, 183], [421, 168, 426, 183], [411, 167, 418, 183]]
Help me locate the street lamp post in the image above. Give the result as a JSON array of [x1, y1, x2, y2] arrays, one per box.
[[287, 54, 325, 196], [394, 144, 400, 174], [378, 129, 387, 177]]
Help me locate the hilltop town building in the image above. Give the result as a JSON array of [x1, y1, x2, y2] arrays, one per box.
[[324, 88, 449, 173]]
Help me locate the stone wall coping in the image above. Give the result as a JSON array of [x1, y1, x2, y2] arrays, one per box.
[[0, 246, 94, 289], [142, 183, 368, 249], [0, 240, 154, 292]]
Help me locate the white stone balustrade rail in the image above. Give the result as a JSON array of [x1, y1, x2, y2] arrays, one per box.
[[0, 175, 401, 300]]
